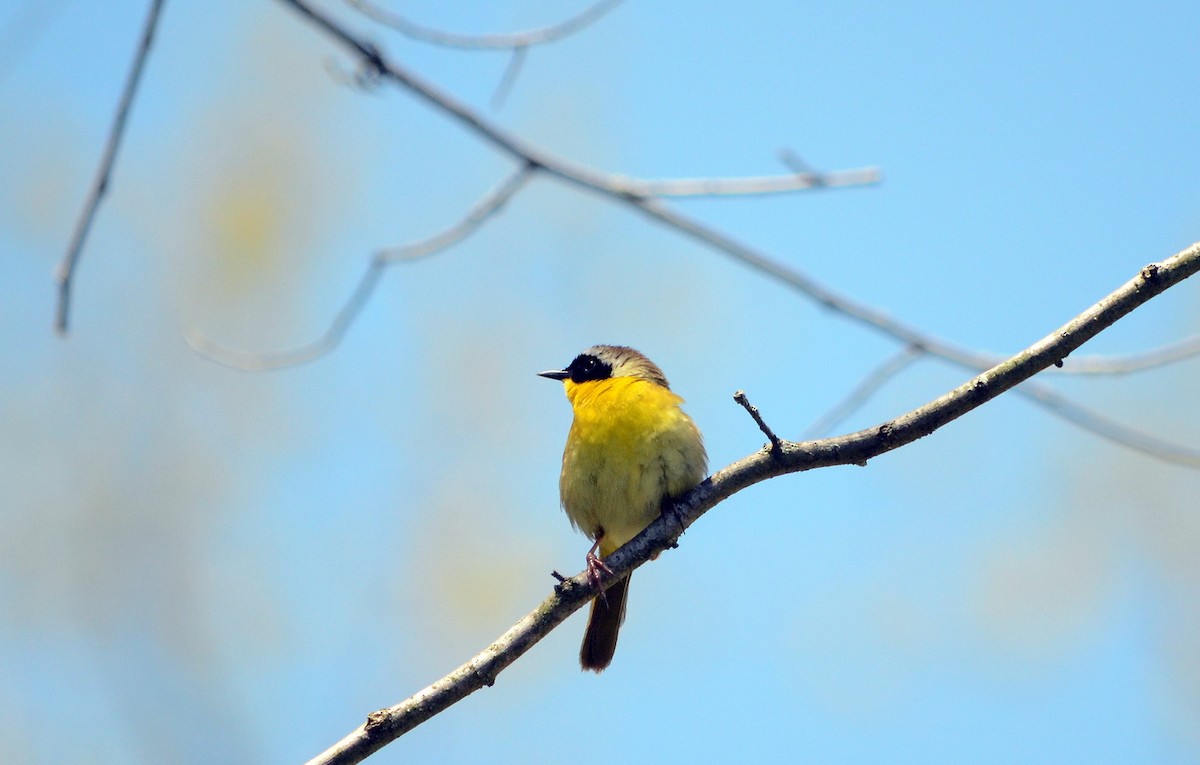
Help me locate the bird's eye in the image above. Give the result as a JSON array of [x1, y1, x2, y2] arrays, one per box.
[[569, 354, 610, 383]]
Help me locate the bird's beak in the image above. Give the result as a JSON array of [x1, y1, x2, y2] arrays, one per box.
[[538, 369, 570, 381]]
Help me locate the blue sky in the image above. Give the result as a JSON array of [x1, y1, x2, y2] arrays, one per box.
[[2, 1, 1199, 763]]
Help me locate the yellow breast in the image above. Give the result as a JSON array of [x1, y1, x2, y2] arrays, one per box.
[[559, 376, 707, 555]]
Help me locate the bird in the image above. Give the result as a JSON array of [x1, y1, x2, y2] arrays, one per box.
[[539, 345, 707, 672]]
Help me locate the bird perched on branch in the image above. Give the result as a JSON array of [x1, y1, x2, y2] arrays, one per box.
[[540, 345, 707, 672]]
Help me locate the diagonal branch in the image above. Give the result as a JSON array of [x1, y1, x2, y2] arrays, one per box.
[[489, 46, 526, 109], [303, 242, 1200, 765], [804, 346, 1200, 467], [1011, 379, 1200, 466], [629, 196, 1200, 464], [54, 0, 166, 335]]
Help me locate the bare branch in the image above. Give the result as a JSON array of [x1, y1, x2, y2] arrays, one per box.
[[186, 163, 536, 371], [625, 194, 985, 356], [1013, 379, 1200, 467], [619, 166, 882, 197], [631, 197, 1200, 463], [54, 0, 166, 335], [777, 148, 816, 175], [804, 346, 924, 438], [375, 163, 536, 263], [344, 0, 623, 49], [800, 341, 1200, 463], [733, 390, 782, 450], [489, 46, 526, 109], [304, 243, 1200, 765], [1054, 334, 1200, 374], [346, 1, 619, 107]]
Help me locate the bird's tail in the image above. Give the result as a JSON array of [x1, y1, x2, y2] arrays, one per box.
[[580, 573, 630, 672]]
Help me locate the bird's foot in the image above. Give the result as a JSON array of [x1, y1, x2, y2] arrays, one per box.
[[585, 549, 614, 605]]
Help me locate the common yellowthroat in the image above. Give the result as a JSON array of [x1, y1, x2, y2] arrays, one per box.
[[540, 345, 707, 672]]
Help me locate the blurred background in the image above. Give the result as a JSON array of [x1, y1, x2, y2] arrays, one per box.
[[2, 1, 1199, 763]]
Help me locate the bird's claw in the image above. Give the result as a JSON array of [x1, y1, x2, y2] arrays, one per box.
[[585, 550, 614, 605]]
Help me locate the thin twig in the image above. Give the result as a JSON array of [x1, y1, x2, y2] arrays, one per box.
[[1012, 379, 1200, 467], [804, 346, 924, 438], [799, 342, 1199, 462], [777, 148, 819, 178], [346, 0, 619, 108], [626, 194, 994, 363], [54, 0, 166, 335], [620, 167, 881, 197], [489, 46, 526, 109], [303, 243, 1200, 765], [1053, 334, 1200, 374], [187, 163, 536, 371], [344, 0, 623, 49], [733, 390, 782, 450]]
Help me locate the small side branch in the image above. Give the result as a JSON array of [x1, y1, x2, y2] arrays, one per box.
[[1013, 377, 1200, 467], [733, 390, 782, 451], [805, 346, 923, 438], [490, 47, 527, 109], [620, 165, 882, 198], [1055, 334, 1200, 375], [54, 0, 166, 335], [343, 0, 623, 107], [187, 163, 536, 371]]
